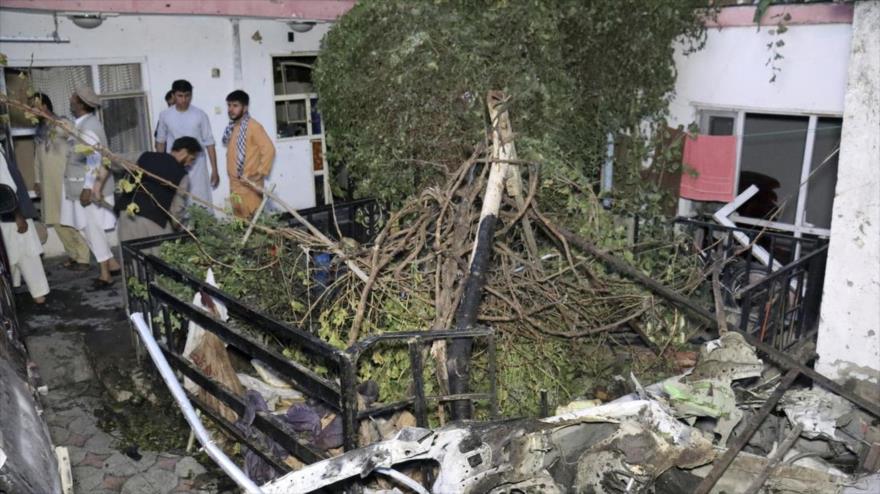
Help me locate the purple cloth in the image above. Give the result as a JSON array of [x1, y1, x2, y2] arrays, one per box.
[[235, 391, 285, 484]]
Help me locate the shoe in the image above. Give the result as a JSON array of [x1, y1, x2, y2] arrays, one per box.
[[92, 278, 115, 289], [63, 259, 91, 271]]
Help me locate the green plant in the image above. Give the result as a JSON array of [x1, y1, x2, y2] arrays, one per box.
[[315, 0, 710, 208]]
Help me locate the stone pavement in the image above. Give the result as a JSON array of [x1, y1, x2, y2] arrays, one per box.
[[17, 258, 229, 494]]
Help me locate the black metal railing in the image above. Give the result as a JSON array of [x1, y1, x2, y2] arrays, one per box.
[[279, 198, 385, 244], [736, 244, 828, 351], [121, 201, 495, 476], [675, 217, 828, 350]]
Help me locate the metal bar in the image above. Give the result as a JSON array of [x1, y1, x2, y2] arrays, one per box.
[[129, 313, 264, 494], [349, 328, 492, 353], [151, 284, 343, 410], [356, 399, 415, 420], [743, 333, 880, 418], [743, 424, 804, 494], [408, 341, 428, 428], [339, 358, 359, 451], [736, 245, 829, 297], [693, 367, 800, 494], [142, 254, 343, 364], [488, 335, 498, 419], [161, 344, 326, 464], [189, 393, 291, 475]]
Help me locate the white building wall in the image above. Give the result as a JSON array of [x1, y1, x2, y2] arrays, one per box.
[[0, 10, 327, 256], [668, 23, 853, 128], [670, 11, 880, 395], [815, 1, 880, 397]]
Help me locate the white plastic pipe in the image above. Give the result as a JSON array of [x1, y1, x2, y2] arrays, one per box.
[[129, 313, 264, 494]]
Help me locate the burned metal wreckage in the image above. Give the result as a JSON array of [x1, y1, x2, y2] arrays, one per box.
[[121, 94, 879, 493]]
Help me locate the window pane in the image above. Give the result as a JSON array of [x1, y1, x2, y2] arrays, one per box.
[[27, 65, 93, 120], [738, 113, 809, 224], [275, 100, 308, 138], [311, 139, 323, 171], [273, 56, 316, 96], [310, 97, 322, 135], [708, 116, 734, 136], [101, 96, 150, 155], [99, 64, 142, 94], [805, 118, 842, 229], [314, 175, 325, 206]]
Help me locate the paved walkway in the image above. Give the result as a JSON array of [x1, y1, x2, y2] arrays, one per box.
[[18, 258, 227, 494]]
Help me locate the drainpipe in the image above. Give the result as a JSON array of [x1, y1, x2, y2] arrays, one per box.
[[129, 313, 264, 494]]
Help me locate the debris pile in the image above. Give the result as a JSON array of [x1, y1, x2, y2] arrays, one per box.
[[153, 92, 704, 421], [259, 331, 880, 493]]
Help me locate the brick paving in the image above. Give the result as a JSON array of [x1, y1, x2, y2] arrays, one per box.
[[18, 258, 225, 493]]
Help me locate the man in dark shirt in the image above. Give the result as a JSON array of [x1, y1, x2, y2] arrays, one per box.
[[116, 137, 201, 243]]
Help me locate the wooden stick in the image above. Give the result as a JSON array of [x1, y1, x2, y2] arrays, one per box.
[[242, 178, 369, 283], [712, 263, 729, 334], [241, 183, 275, 246]]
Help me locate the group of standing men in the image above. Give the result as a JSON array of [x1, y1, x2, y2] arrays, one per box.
[[0, 79, 275, 303], [154, 79, 276, 219]]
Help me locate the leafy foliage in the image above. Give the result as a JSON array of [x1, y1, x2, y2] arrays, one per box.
[[315, 0, 709, 206]]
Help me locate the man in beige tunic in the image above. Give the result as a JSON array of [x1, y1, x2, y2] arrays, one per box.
[[32, 93, 90, 270]]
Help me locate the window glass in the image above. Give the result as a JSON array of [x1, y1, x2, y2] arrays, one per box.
[[310, 97, 322, 135], [101, 96, 150, 155], [738, 113, 809, 224], [708, 116, 734, 136], [275, 100, 308, 138], [805, 118, 842, 229], [99, 64, 142, 94], [23, 65, 93, 121], [314, 175, 325, 206]]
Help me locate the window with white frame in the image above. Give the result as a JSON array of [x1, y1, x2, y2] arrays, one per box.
[[2, 63, 150, 151], [699, 110, 842, 237], [0, 62, 151, 190], [272, 54, 330, 205], [273, 55, 321, 139]]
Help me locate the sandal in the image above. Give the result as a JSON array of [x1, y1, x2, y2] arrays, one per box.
[[63, 259, 91, 271], [92, 278, 115, 289]]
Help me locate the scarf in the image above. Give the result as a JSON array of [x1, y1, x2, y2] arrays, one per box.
[[222, 112, 250, 178]]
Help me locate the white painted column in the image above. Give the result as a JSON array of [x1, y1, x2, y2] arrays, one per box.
[[815, 0, 880, 400]]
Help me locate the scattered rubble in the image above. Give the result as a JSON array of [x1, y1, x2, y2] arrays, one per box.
[[250, 330, 880, 493]]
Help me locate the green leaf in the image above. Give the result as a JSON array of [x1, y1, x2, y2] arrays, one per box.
[[120, 179, 137, 193]]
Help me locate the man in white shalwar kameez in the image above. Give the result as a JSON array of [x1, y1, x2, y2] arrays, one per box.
[[0, 150, 49, 303], [59, 87, 121, 288]]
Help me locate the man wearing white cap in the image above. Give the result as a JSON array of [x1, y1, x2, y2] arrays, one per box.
[[59, 86, 121, 288]]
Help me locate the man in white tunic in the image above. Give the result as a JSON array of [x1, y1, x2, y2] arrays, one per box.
[[0, 150, 49, 303], [155, 79, 218, 208], [60, 87, 121, 288]]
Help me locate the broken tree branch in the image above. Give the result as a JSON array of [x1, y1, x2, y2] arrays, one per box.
[[242, 178, 370, 283], [448, 90, 513, 420]]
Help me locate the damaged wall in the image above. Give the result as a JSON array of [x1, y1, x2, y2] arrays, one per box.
[[668, 19, 852, 127], [816, 0, 880, 398]]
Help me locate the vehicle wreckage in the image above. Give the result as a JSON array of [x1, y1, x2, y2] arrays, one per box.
[[133, 310, 880, 493]]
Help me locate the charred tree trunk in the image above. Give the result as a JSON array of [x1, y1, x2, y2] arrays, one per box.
[[448, 91, 513, 420]]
